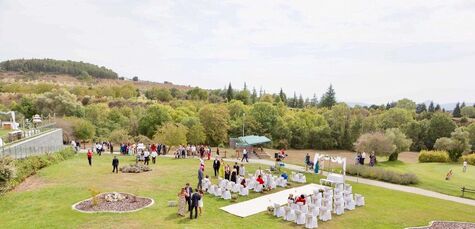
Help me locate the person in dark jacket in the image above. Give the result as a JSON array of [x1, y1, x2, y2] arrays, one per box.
[[189, 189, 201, 219], [184, 183, 193, 211], [230, 169, 237, 183], [197, 168, 203, 190], [112, 156, 119, 173], [212, 158, 220, 177]]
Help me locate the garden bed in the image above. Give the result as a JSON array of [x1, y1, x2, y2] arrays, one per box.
[[72, 192, 154, 213]]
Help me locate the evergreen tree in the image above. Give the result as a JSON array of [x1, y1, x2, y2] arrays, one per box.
[[435, 104, 441, 111], [311, 93, 318, 107], [416, 103, 427, 114], [279, 88, 287, 103], [251, 87, 257, 104], [319, 84, 337, 108], [461, 102, 466, 109], [428, 101, 435, 112], [298, 94, 304, 108], [226, 83, 234, 102], [453, 102, 462, 117]]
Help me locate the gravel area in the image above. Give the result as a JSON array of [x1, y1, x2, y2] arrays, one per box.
[[74, 192, 153, 213], [408, 221, 475, 229]]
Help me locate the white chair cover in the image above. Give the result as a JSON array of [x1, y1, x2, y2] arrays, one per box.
[[284, 206, 296, 221], [334, 198, 345, 215], [254, 184, 263, 192], [214, 187, 222, 197], [222, 190, 231, 200], [231, 183, 240, 193], [291, 203, 299, 211], [295, 210, 306, 225], [355, 194, 365, 206], [319, 206, 332, 222], [300, 204, 308, 214], [274, 203, 285, 218], [239, 185, 249, 196], [305, 213, 318, 229]]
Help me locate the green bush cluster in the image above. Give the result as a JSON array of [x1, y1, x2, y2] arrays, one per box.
[[0, 148, 75, 193], [418, 150, 449, 163], [346, 164, 419, 185], [462, 154, 475, 165]]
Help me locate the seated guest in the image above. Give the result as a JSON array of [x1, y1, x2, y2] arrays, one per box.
[[281, 172, 288, 180], [295, 194, 306, 205], [230, 169, 237, 183], [256, 175, 265, 185], [240, 178, 247, 188], [288, 194, 294, 202]]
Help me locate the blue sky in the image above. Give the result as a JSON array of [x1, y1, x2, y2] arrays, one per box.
[[1, 0, 474, 104]]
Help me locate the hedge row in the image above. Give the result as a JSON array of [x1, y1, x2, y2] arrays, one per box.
[[462, 154, 475, 165], [346, 164, 419, 185], [0, 148, 75, 193], [418, 150, 450, 163]]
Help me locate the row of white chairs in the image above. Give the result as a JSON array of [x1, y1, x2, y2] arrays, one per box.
[[273, 186, 365, 228]]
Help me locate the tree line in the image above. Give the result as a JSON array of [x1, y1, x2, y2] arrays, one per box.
[[0, 59, 118, 79], [3, 81, 474, 163]]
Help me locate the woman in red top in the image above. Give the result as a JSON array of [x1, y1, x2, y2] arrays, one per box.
[[295, 194, 306, 205], [256, 175, 265, 185], [87, 150, 93, 166]]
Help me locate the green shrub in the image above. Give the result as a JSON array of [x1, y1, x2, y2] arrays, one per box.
[[418, 150, 449, 163], [462, 154, 475, 165], [0, 148, 75, 193], [346, 164, 419, 185]]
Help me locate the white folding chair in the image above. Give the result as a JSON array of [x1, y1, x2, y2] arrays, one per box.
[[284, 206, 296, 222], [355, 194, 365, 207], [273, 203, 285, 218], [222, 190, 231, 200], [295, 210, 306, 225]]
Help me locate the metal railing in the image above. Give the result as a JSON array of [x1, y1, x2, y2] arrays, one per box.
[[1, 122, 56, 146]]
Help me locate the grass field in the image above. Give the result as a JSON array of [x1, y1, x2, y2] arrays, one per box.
[[1, 154, 475, 229], [0, 128, 9, 138], [379, 160, 475, 199]]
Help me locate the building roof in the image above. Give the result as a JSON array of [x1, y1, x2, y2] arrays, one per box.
[[236, 135, 271, 147]]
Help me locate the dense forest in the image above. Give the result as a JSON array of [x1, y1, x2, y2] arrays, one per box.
[[0, 59, 118, 79]]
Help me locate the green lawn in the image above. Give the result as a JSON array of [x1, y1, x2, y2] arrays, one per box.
[[1, 154, 475, 229], [379, 160, 475, 199], [0, 128, 9, 138]]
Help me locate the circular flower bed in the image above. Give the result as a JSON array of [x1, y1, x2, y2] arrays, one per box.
[[72, 192, 154, 213]]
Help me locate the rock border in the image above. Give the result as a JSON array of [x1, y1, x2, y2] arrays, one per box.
[[406, 220, 475, 229], [71, 192, 155, 214]]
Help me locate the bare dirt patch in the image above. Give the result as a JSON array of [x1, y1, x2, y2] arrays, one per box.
[[12, 175, 48, 192]]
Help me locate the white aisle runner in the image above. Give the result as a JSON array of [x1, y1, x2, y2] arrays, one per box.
[[220, 183, 327, 218]]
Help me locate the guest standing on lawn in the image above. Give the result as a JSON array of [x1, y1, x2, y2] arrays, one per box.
[[239, 164, 246, 177], [224, 164, 231, 180], [213, 158, 220, 177], [241, 148, 248, 162], [185, 183, 193, 211], [177, 188, 187, 216], [87, 149, 93, 166], [151, 150, 158, 164], [219, 159, 225, 178], [112, 156, 119, 173], [198, 190, 204, 216], [197, 167, 203, 190], [463, 160, 468, 173], [190, 189, 201, 219]]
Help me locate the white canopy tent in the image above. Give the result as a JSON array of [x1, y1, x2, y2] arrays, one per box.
[[314, 153, 347, 183]]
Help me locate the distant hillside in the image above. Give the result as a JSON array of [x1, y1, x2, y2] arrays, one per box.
[[0, 58, 118, 79]]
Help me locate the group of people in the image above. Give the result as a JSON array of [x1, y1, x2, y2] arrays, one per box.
[[178, 183, 204, 219], [355, 152, 376, 166], [174, 145, 217, 160], [212, 158, 247, 182]]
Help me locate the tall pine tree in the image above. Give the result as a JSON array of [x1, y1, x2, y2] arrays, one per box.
[[226, 83, 234, 102], [279, 88, 287, 103], [428, 101, 435, 112], [319, 85, 336, 108], [453, 102, 461, 117]]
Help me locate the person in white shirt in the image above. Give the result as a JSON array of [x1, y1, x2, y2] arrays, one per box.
[[361, 152, 366, 165], [463, 160, 468, 173], [144, 150, 150, 165], [239, 164, 246, 177], [241, 148, 248, 162], [151, 150, 158, 164]]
